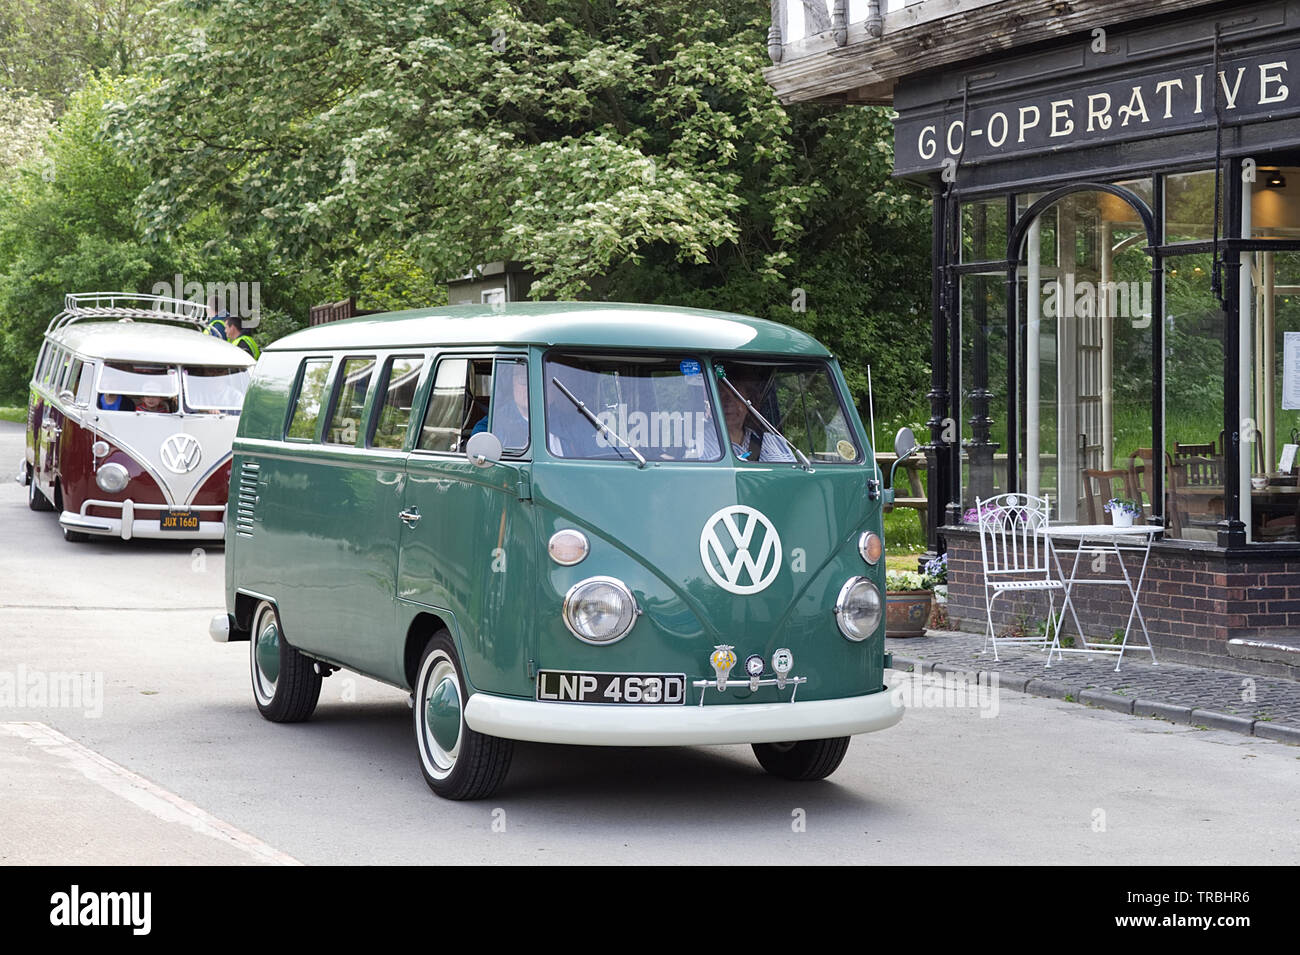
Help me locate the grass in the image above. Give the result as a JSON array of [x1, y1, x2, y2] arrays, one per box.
[[0, 406, 24, 423]]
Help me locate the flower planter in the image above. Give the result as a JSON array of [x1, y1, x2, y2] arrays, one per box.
[[885, 589, 933, 638], [1112, 512, 1135, 528]]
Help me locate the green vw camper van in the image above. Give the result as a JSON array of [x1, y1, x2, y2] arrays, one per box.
[[212, 302, 903, 799]]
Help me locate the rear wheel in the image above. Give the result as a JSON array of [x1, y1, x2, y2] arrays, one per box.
[[752, 737, 851, 781], [26, 465, 52, 511], [249, 601, 321, 722], [414, 631, 512, 800]]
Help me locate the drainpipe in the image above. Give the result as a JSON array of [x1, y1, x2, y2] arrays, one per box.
[[867, 0, 884, 39]]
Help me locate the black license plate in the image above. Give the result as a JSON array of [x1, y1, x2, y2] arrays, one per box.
[[160, 508, 200, 531], [536, 670, 687, 705]]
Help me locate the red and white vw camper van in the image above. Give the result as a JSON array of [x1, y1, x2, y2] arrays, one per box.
[[19, 293, 254, 542]]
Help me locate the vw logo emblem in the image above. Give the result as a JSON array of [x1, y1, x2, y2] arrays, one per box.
[[699, 505, 783, 595], [160, 433, 202, 474]]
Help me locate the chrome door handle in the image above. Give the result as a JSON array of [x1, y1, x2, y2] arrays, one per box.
[[399, 507, 421, 526]]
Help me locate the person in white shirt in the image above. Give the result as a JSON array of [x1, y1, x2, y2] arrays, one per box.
[[696, 375, 795, 462]]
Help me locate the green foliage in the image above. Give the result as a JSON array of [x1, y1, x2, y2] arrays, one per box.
[[0, 0, 934, 423], [0, 77, 327, 401], [106, 0, 931, 421], [0, 89, 51, 175], [0, 0, 165, 111]]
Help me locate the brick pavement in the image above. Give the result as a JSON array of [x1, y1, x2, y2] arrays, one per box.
[[887, 628, 1300, 743]]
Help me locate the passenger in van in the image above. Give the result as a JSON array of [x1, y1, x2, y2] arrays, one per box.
[[699, 375, 795, 463], [133, 394, 172, 413], [471, 364, 529, 450], [98, 393, 124, 411]]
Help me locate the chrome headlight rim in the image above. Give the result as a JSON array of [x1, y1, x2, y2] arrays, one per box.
[[834, 576, 883, 642], [548, 528, 590, 566], [858, 531, 883, 565], [95, 462, 130, 493], [562, 575, 639, 646]]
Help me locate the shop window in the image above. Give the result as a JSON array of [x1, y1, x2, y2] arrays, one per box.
[[1014, 189, 1153, 526], [961, 198, 1008, 264], [1164, 253, 1224, 540], [1165, 169, 1219, 244]]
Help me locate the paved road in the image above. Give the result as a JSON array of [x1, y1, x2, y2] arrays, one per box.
[[1, 421, 1298, 865]]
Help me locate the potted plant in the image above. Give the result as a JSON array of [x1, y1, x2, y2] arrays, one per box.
[[1103, 498, 1141, 527], [885, 558, 946, 638]]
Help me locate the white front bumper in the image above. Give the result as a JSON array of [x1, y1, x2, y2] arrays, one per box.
[[62, 501, 226, 541], [464, 689, 903, 746]]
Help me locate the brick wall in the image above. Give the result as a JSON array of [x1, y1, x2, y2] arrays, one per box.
[[942, 527, 1300, 680]]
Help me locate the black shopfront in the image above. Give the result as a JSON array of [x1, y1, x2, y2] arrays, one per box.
[[889, 1, 1300, 670]]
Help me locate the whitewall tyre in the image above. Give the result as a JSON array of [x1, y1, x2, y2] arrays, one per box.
[[414, 631, 512, 800], [249, 600, 321, 723]]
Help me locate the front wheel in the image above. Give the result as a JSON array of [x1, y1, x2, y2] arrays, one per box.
[[752, 737, 851, 781], [414, 631, 512, 800], [249, 601, 321, 722], [61, 523, 91, 543]]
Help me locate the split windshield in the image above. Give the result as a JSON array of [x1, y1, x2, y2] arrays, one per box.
[[96, 362, 248, 414]]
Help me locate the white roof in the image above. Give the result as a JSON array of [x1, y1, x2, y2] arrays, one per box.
[[48, 321, 255, 367]]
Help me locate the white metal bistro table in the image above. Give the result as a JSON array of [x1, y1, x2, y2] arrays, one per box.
[[1034, 523, 1162, 671]]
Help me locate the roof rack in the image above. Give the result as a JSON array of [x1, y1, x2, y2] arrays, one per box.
[[46, 293, 210, 336]]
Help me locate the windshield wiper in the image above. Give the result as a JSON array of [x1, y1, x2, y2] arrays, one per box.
[[717, 374, 813, 471], [550, 377, 647, 468]]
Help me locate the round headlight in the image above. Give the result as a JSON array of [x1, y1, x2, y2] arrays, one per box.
[[859, 531, 883, 565], [95, 462, 130, 493], [563, 576, 638, 645], [91, 440, 110, 458], [834, 577, 882, 642], [548, 529, 589, 566]]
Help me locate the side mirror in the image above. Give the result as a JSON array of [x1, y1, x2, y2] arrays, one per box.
[[465, 431, 503, 468], [58, 389, 75, 405], [894, 426, 918, 460], [888, 427, 919, 498]]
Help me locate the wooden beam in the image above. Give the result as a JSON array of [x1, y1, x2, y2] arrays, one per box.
[[764, 0, 1233, 104]]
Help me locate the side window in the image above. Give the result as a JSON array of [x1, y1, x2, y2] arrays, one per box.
[[42, 348, 62, 386], [324, 356, 375, 445], [286, 357, 334, 441], [65, 358, 83, 398], [417, 357, 492, 453], [32, 343, 49, 385], [489, 358, 530, 454], [74, 361, 95, 406], [370, 355, 425, 450]]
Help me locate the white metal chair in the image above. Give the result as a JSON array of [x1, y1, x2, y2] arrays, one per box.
[[974, 493, 1078, 662]]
